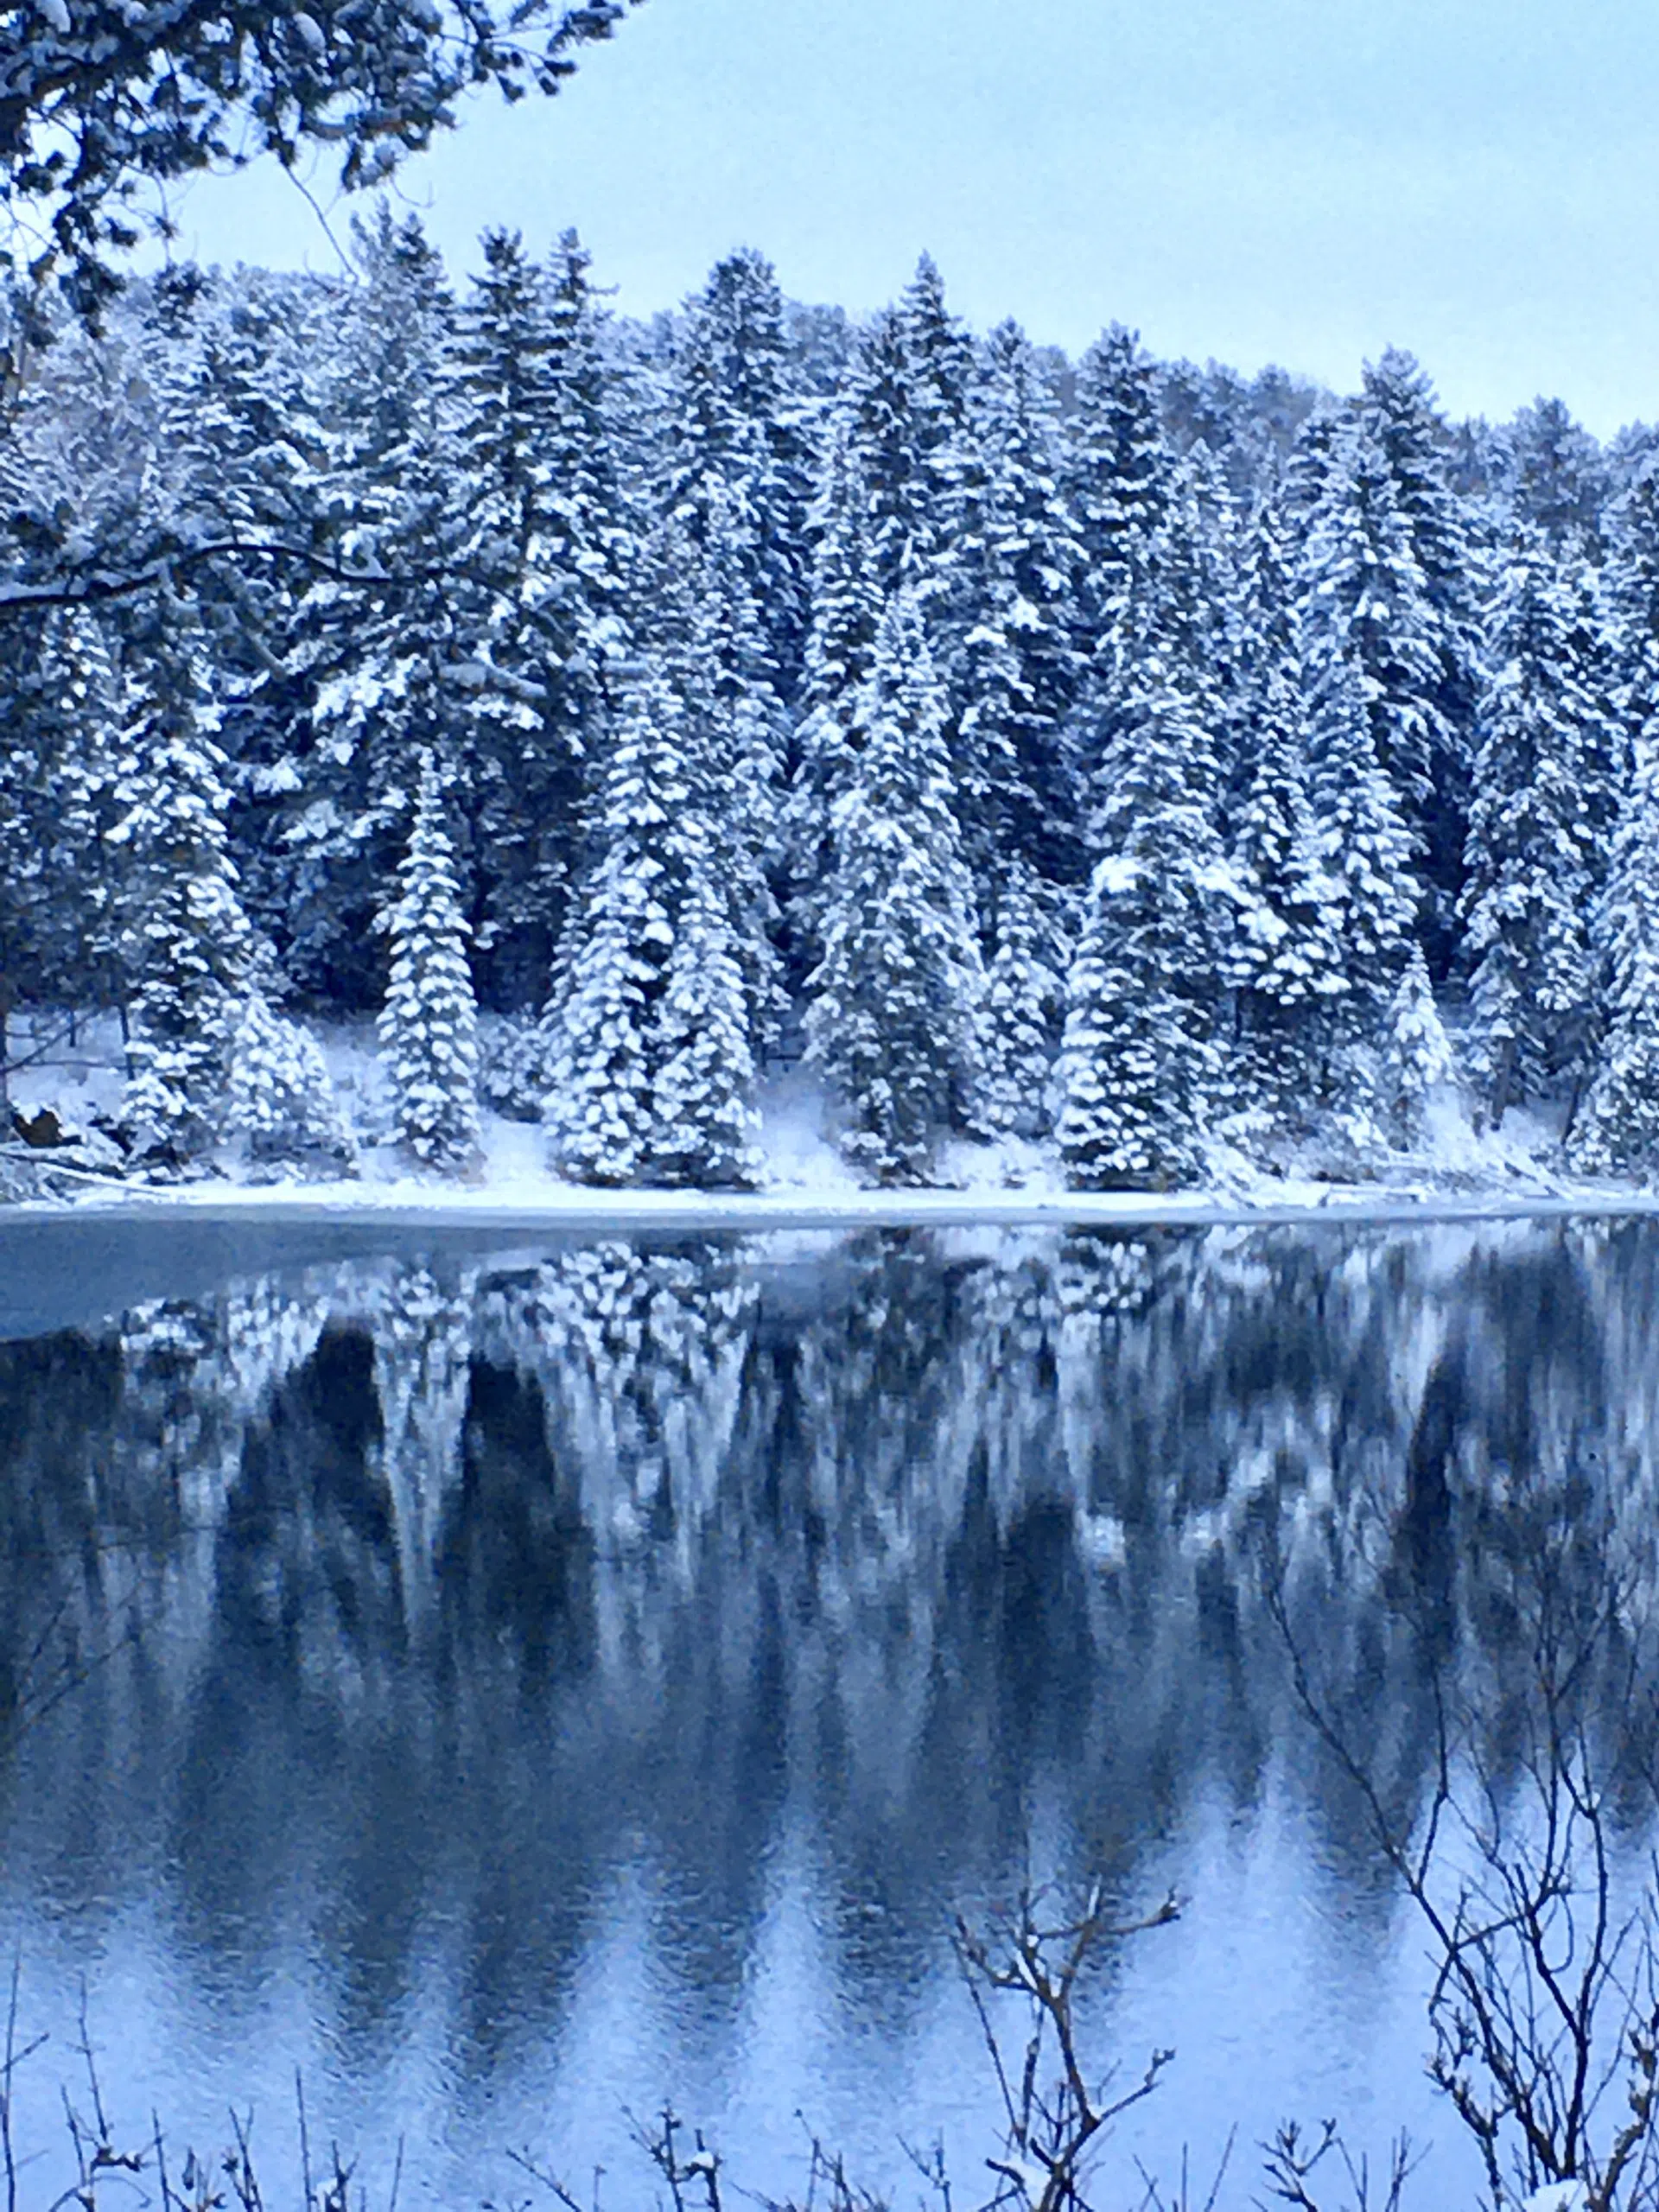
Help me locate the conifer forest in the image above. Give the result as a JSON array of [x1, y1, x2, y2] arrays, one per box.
[[3, 224, 1656, 1193]]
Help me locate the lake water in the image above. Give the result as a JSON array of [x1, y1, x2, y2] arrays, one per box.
[[2, 1213, 1656, 2209]]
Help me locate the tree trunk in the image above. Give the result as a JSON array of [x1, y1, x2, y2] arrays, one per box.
[[1487, 1033, 1516, 1134]]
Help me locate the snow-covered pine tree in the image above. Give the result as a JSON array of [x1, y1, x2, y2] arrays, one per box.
[[686, 494, 789, 1055], [789, 410, 885, 945], [976, 861, 1064, 1140], [1376, 942, 1456, 1147], [947, 320, 1084, 893], [1600, 467, 1659, 836], [1063, 323, 1173, 682], [1459, 524, 1597, 1126], [1055, 664, 1227, 1189], [1067, 366, 1227, 871], [539, 679, 667, 1183], [292, 207, 467, 1010], [1554, 475, 1659, 1175], [841, 257, 974, 609], [1300, 632, 1419, 1018], [649, 867, 762, 1188], [0, 628, 47, 1113], [1281, 397, 1344, 525], [543, 652, 760, 1188], [1226, 491, 1344, 1109], [448, 226, 636, 1007], [109, 600, 254, 1160], [1142, 437, 1240, 755], [1561, 545, 1625, 900], [1503, 397, 1609, 552], [1353, 350, 1481, 954], [226, 989, 353, 1168], [805, 591, 984, 1184], [1054, 894, 1200, 1192], [1568, 736, 1659, 1179], [895, 253, 976, 583], [665, 247, 812, 701], [149, 265, 335, 959], [1357, 350, 1476, 680], [2, 608, 124, 1020], [1297, 411, 1448, 823], [377, 752, 480, 1169], [623, 503, 785, 1062]]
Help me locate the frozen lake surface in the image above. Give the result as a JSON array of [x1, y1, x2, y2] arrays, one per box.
[[2, 1214, 1656, 2207]]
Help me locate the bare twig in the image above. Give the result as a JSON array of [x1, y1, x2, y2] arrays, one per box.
[[954, 1882, 1179, 2212], [1263, 1514, 1659, 2212]]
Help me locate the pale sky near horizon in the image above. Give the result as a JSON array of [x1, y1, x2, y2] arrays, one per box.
[[154, 0, 1659, 437]]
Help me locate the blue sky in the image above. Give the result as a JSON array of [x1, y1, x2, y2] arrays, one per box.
[[162, 0, 1659, 435]]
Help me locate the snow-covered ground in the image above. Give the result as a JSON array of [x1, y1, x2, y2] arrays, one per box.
[[4, 1013, 1656, 1230]]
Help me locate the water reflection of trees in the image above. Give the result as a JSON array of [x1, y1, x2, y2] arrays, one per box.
[[3, 1219, 1658, 2064]]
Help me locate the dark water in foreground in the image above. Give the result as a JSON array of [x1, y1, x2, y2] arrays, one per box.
[[2, 1215, 1656, 2208]]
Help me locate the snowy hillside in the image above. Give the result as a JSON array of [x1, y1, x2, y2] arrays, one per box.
[[3, 238, 1656, 1204]]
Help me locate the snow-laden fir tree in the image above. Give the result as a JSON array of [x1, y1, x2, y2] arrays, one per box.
[[226, 989, 353, 1168], [1600, 466, 1659, 827], [841, 257, 974, 606], [976, 861, 1064, 1140], [110, 607, 254, 1159], [1356, 351, 1476, 683], [294, 208, 467, 1009], [1459, 524, 1597, 1126], [378, 752, 480, 1169], [665, 247, 812, 700], [1568, 739, 1659, 1179], [157, 270, 340, 976], [0, 608, 124, 1023], [1301, 631, 1419, 1018], [947, 320, 1084, 891], [1064, 323, 1173, 680], [1226, 493, 1344, 1109], [1296, 413, 1448, 828], [677, 489, 789, 1055], [0, 631, 46, 1114], [789, 410, 885, 942], [539, 679, 666, 1184], [1055, 666, 1227, 1189], [446, 226, 634, 1003], [1375, 942, 1456, 1147], [894, 254, 976, 572], [1139, 438, 1241, 759], [649, 867, 762, 1188], [1562, 548, 1626, 895], [1054, 893, 1204, 1191], [805, 591, 984, 1184], [1281, 397, 1344, 524], [1504, 397, 1609, 552], [543, 657, 760, 1187], [1353, 349, 1481, 957], [1070, 424, 1235, 865]]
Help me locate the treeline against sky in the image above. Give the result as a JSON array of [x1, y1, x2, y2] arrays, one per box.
[[3, 222, 1657, 1186]]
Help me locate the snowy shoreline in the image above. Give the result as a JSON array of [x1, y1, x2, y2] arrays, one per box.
[[7, 1018, 1652, 1238], [7, 1172, 1659, 1236]]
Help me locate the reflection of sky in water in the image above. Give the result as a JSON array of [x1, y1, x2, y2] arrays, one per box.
[[1, 1217, 1655, 2207]]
